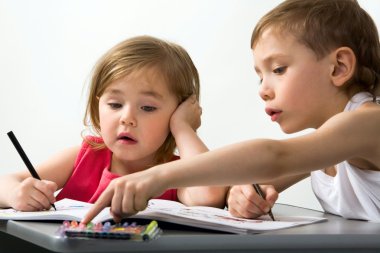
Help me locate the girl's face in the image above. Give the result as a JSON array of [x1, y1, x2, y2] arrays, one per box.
[[98, 67, 178, 174], [253, 28, 346, 133]]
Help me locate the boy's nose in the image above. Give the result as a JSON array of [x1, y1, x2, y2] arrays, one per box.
[[259, 83, 274, 101]]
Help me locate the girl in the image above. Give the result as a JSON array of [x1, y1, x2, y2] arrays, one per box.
[[0, 35, 228, 214], [83, 0, 380, 224]]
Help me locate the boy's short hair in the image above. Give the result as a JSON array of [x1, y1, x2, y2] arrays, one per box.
[[251, 0, 380, 99]]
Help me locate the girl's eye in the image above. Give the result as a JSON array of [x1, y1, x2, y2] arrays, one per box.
[[108, 103, 122, 109], [141, 106, 156, 112], [273, 66, 287, 74]]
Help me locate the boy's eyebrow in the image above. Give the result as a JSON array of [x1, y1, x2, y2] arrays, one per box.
[[262, 53, 288, 64], [254, 53, 289, 71]]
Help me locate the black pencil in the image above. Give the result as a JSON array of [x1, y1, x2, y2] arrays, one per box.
[[7, 131, 56, 211], [253, 184, 275, 221]]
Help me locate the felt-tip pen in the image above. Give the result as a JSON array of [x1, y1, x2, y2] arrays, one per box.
[[7, 131, 56, 211], [253, 184, 275, 221]]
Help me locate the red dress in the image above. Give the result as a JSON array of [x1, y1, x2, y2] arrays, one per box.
[[56, 136, 178, 203]]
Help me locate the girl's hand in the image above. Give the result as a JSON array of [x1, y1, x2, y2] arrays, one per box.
[[9, 177, 57, 211], [170, 95, 202, 136], [227, 184, 278, 219], [82, 167, 166, 224]]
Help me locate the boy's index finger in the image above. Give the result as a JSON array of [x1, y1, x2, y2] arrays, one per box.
[[81, 189, 113, 224], [82, 204, 104, 224]]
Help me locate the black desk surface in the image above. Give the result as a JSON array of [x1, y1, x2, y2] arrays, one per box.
[[1, 203, 379, 253]]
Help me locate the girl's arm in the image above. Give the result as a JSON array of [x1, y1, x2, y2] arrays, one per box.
[[83, 103, 380, 223], [0, 145, 80, 210], [171, 95, 228, 208]]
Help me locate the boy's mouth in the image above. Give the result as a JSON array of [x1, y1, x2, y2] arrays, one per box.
[[265, 108, 282, 122]]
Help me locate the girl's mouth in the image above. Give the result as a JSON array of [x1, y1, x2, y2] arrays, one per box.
[[117, 133, 137, 143]]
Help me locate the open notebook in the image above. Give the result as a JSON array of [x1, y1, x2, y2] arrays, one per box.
[[0, 198, 327, 234]]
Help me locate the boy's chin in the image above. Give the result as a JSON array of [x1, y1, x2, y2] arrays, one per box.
[[279, 124, 300, 134]]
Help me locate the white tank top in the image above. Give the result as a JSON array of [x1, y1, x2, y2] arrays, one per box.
[[311, 92, 380, 222]]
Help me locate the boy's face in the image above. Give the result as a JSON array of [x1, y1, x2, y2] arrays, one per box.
[[253, 28, 340, 133], [98, 67, 178, 173]]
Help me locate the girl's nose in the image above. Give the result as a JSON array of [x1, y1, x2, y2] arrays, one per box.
[[122, 119, 136, 127], [120, 108, 137, 127]]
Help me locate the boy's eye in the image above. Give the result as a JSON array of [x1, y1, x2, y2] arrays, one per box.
[[141, 106, 156, 112], [256, 74, 263, 85], [273, 66, 287, 74], [108, 103, 122, 109]]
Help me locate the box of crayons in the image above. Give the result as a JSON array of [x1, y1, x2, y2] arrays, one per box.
[[56, 220, 161, 241]]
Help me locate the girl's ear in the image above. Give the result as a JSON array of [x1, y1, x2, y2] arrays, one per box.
[[329, 47, 356, 87]]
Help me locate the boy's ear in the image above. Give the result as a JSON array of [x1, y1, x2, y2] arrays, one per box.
[[329, 47, 356, 87]]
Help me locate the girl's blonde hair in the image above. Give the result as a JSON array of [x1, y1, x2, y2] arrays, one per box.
[[83, 35, 200, 164], [251, 0, 380, 100]]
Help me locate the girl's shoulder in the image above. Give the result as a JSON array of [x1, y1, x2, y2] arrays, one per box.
[[73, 136, 110, 168], [171, 155, 180, 161], [80, 135, 107, 150], [75, 136, 108, 160], [83, 135, 104, 144]]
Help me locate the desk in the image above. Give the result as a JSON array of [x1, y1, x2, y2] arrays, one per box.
[[1, 203, 379, 253]]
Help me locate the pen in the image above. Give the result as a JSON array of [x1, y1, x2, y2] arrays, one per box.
[[7, 131, 56, 211], [253, 184, 275, 221]]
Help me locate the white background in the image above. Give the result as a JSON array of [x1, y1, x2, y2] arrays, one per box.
[[0, 0, 378, 210]]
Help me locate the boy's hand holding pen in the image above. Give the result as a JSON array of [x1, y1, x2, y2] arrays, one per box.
[[227, 184, 277, 220], [253, 184, 275, 221]]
